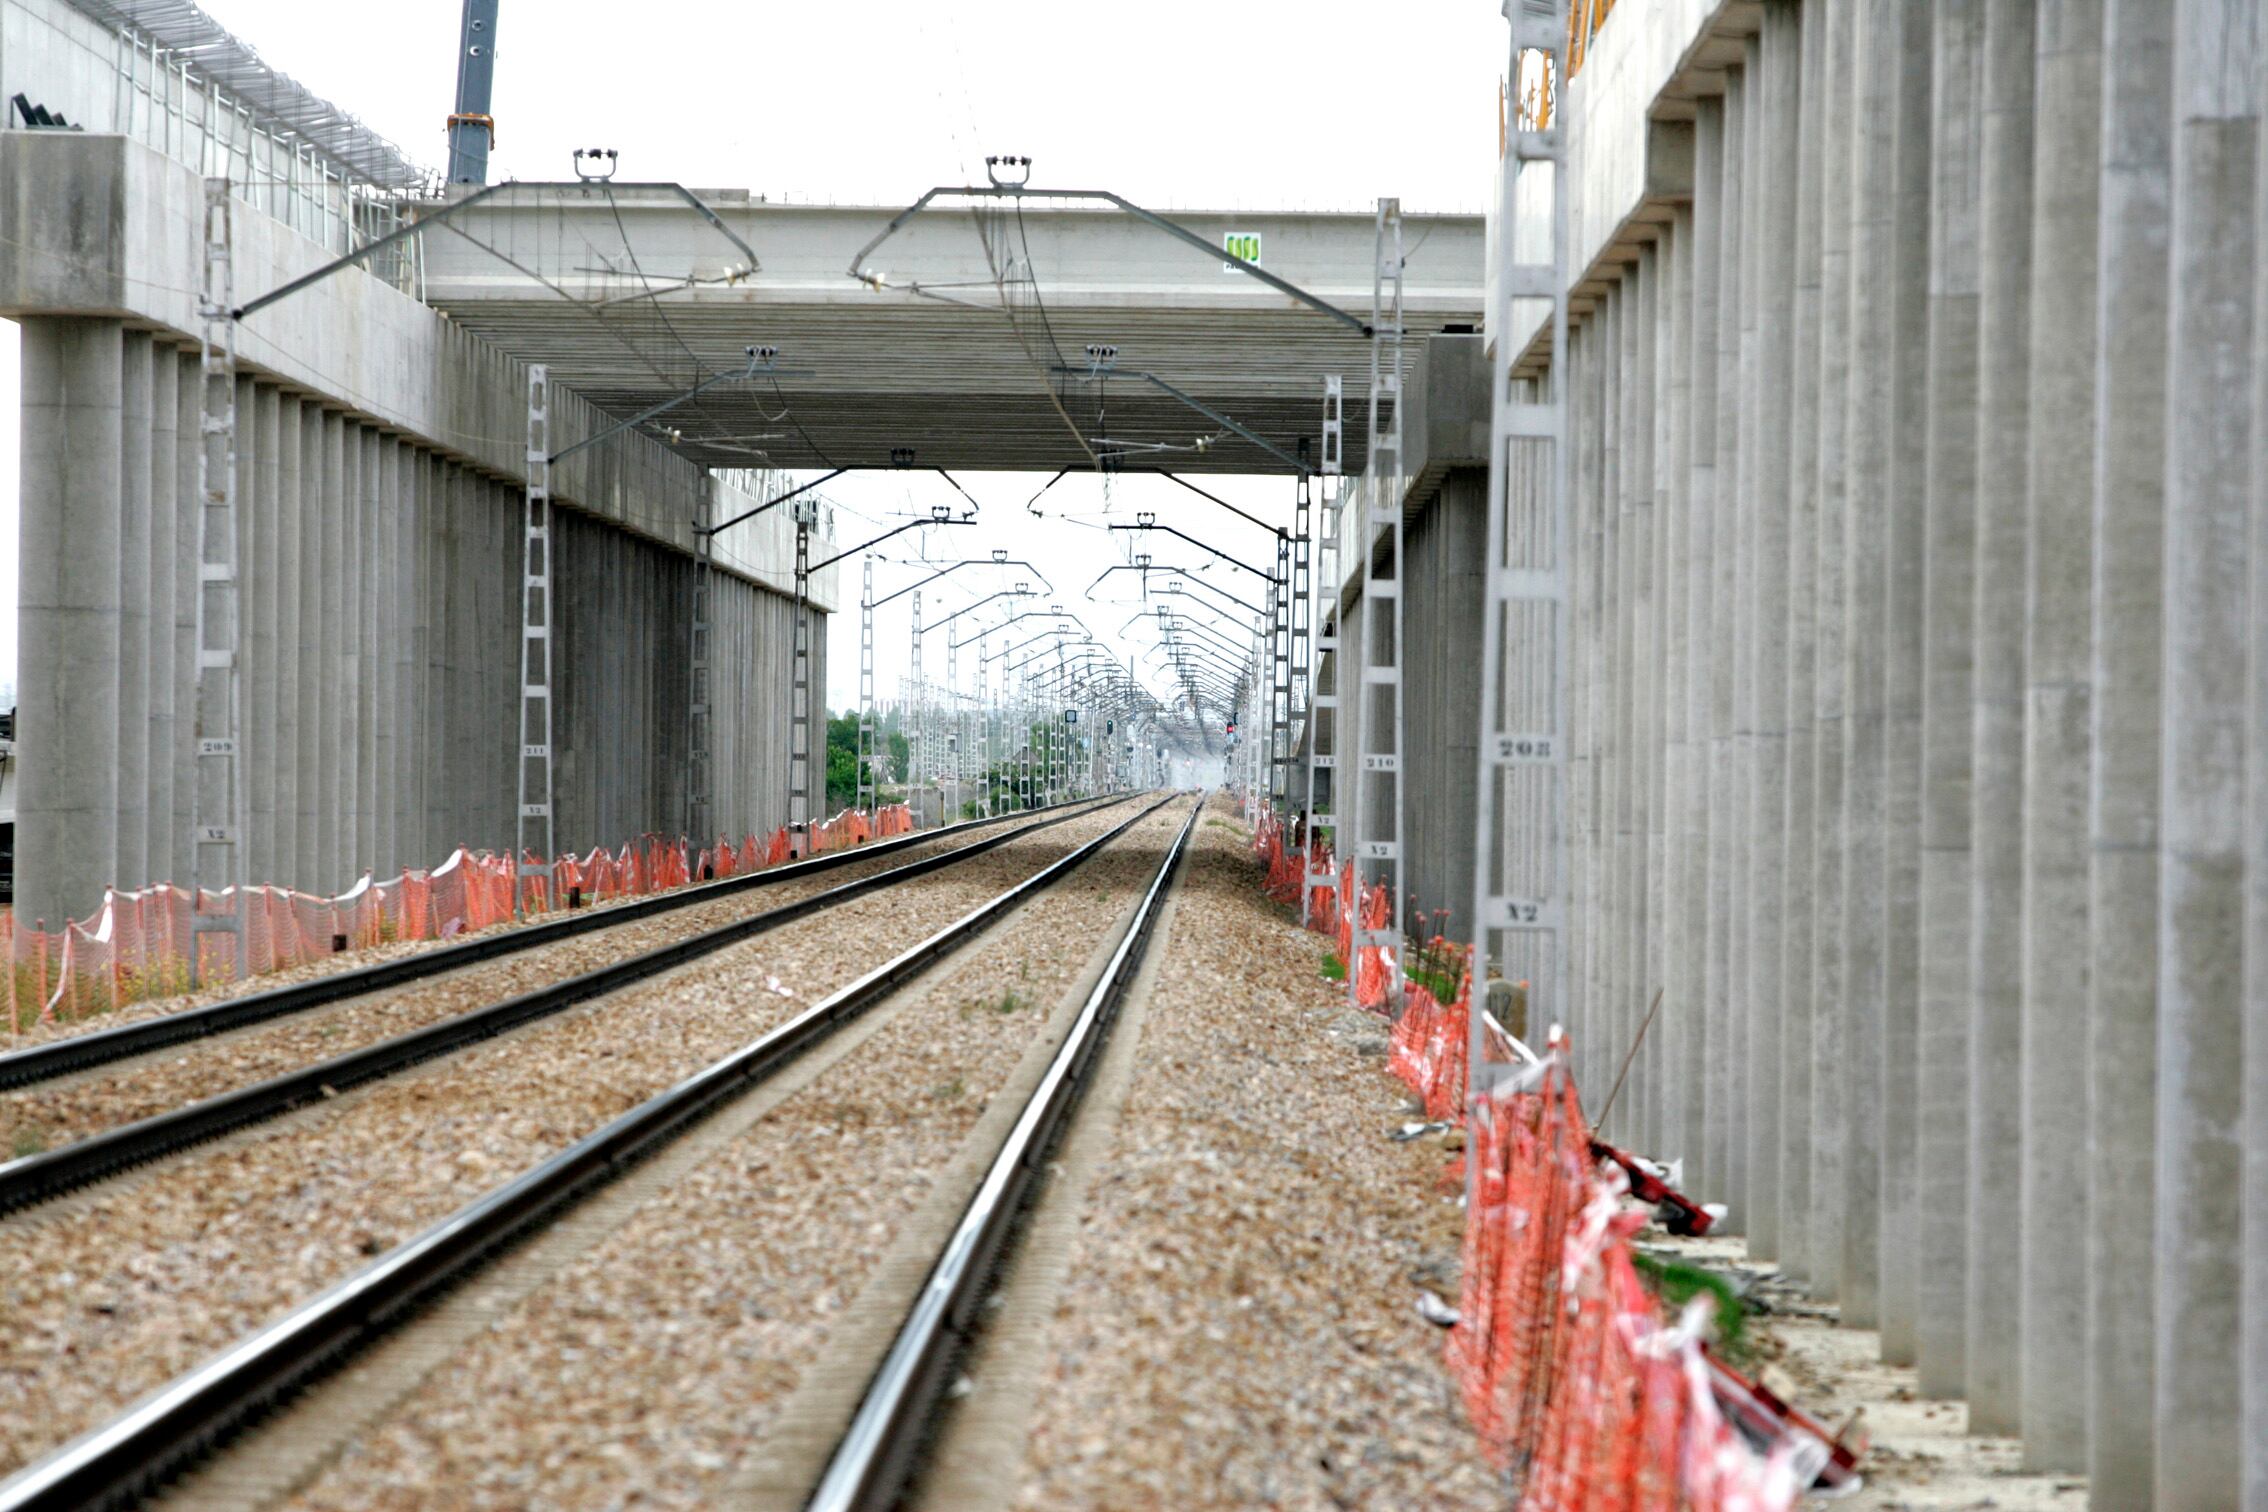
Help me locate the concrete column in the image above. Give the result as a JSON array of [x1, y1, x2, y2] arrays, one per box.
[[2155, 1, 2252, 1502], [1728, 42, 1761, 1246], [1917, 0, 1985, 1401], [405, 453, 431, 867], [1711, 70, 1749, 1228], [339, 427, 365, 881], [1686, 104, 1724, 1188], [273, 398, 302, 890], [1967, 0, 2036, 1434], [1879, 0, 1934, 1366], [1779, 0, 1828, 1288], [394, 443, 419, 871], [1596, 290, 1621, 1097], [2017, 0, 2104, 1468], [295, 404, 324, 889], [1746, 5, 1799, 1262], [17, 317, 123, 925], [1839, 0, 1900, 1329], [2248, 27, 2268, 1512], [1809, 0, 1856, 1301], [171, 352, 198, 895], [146, 347, 179, 891], [320, 411, 346, 891], [372, 440, 399, 877], [1661, 208, 1695, 1173], [1719, 62, 1751, 1234], [355, 430, 379, 876], [2083, 8, 2169, 1497], [248, 381, 279, 887], [115, 332, 152, 896], [1638, 243, 1660, 1149]]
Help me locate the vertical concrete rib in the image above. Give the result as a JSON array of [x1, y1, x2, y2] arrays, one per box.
[[2084, 6, 2168, 1496], [249, 382, 279, 887], [1661, 208, 1695, 1175], [2156, 1, 2252, 1502], [1640, 240, 1667, 1156], [355, 431, 380, 875], [1840, 0, 1899, 1328], [171, 352, 198, 895], [1779, 0, 1827, 1288], [115, 331, 152, 896], [320, 411, 345, 891], [2017, 0, 2104, 1467], [1729, 41, 1760, 1247], [16, 318, 123, 925], [273, 398, 301, 890], [1686, 105, 1723, 1191], [1746, 5, 1798, 1263], [147, 347, 179, 891], [1917, 0, 1985, 1400], [372, 441, 399, 877], [1711, 72, 1748, 1227], [295, 405, 324, 889], [1967, 0, 2036, 1433], [1642, 242, 1660, 1151], [1879, 0, 1934, 1366], [1722, 61, 1752, 1234], [1809, 0, 1855, 1301], [2247, 25, 2268, 1511], [1597, 290, 1622, 1098]]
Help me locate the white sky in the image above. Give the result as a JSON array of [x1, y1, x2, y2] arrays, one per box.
[[0, 0, 1508, 719]]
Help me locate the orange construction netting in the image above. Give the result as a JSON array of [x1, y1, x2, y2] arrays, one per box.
[[1249, 806, 1396, 1011], [3, 803, 914, 1034], [1446, 1057, 1806, 1509], [1240, 802, 1809, 1508]]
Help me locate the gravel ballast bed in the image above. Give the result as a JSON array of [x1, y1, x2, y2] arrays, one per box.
[[275, 801, 1191, 1511], [0, 808, 1125, 1158], [1006, 802, 1498, 1509], [0, 801, 1146, 1481]]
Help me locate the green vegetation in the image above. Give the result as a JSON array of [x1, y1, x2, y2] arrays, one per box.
[[1630, 1249, 1753, 1365], [1320, 950, 1347, 983], [824, 712, 901, 810], [10, 1125, 47, 1160]]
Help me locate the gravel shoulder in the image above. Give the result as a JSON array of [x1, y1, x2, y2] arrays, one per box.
[[0, 799, 1146, 1483], [0, 805, 1124, 1159], [999, 800, 1500, 1510], [264, 799, 1192, 1512]]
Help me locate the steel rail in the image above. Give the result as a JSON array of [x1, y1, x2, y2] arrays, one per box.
[[0, 797, 1114, 1094], [0, 793, 1180, 1512], [0, 796, 1135, 1216], [804, 795, 1204, 1512]]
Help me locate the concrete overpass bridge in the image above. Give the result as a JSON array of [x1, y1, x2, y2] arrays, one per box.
[[415, 186, 1484, 474]]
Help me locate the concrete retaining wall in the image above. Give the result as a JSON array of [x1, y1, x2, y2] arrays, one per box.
[[5, 129, 832, 922], [1474, 0, 2265, 1504]]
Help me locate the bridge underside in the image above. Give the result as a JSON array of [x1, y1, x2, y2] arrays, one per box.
[[424, 298, 1471, 474], [415, 193, 1485, 474]]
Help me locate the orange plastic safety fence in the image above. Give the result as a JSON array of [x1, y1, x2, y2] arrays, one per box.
[[1441, 1058, 1798, 1511], [1249, 806, 1394, 1011], [0, 803, 917, 1036], [1243, 805, 1800, 1507]]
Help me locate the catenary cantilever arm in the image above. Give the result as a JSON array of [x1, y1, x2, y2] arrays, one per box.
[[237, 181, 761, 320], [845, 184, 1369, 336]]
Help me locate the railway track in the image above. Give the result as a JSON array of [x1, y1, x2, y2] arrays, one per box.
[[0, 795, 1129, 1217], [803, 796, 1200, 1511], [0, 793, 1186, 1511]]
